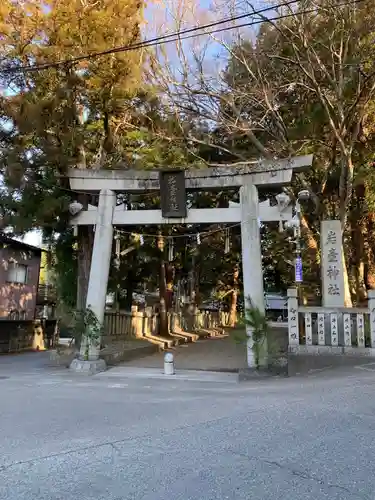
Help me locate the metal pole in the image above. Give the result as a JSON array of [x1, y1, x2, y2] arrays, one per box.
[[295, 200, 302, 304]]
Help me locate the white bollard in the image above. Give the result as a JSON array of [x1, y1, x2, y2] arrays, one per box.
[[164, 352, 175, 375]]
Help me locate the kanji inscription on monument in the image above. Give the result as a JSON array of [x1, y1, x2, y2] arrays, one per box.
[[159, 170, 187, 218], [321, 220, 345, 307]]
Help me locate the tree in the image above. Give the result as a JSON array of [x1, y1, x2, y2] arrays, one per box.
[[155, 0, 375, 305], [226, 0, 375, 304], [0, 0, 145, 310]]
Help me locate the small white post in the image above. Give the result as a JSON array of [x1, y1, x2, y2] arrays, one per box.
[[317, 313, 325, 345], [330, 313, 338, 346], [304, 312, 312, 345], [356, 313, 365, 347], [343, 313, 352, 346], [287, 288, 299, 346], [368, 290, 375, 348], [240, 182, 266, 367], [80, 189, 116, 361], [164, 352, 175, 375]]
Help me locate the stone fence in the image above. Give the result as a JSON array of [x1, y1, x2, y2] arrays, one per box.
[[287, 288, 375, 355], [102, 306, 231, 344]]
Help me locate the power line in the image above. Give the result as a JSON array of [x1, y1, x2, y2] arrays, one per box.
[[145, 0, 368, 66], [1, 0, 365, 75], [0, 0, 367, 202], [1, 0, 302, 74], [142, 1, 368, 64]]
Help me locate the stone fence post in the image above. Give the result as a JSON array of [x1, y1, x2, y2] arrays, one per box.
[[368, 290, 375, 348], [143, 307, 152, 336], [287, 288, 299, 346], [131, 306, 141, 338], [170, 312, 181, 333]]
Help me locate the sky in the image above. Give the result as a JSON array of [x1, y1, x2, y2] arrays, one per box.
[[19, 230, 43, 248]]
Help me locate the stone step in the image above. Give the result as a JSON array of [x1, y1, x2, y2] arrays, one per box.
[[143, 334, 174, 349], [178, 330, 200, 342], [195, 328, 227, 338], [169, 330, 200, 343]]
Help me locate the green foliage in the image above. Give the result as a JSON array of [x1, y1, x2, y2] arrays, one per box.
[[0, 0, 206, 314], [51, 230, 78, 310], [234, 300, 270, 370], [217, 0, 375, 301], [72, 306, 103, 360], [0, 0, 145, 236], [4, 0, 375, 316]]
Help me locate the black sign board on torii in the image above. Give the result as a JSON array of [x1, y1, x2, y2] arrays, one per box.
[[159, 170, 187, 218]]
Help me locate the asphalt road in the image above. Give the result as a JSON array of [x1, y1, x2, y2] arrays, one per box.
[[1, 352, 375, 500]]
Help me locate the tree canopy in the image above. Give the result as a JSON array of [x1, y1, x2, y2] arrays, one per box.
[[1, 0, 375, 321]]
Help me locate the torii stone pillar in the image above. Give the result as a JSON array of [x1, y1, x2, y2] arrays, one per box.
[[70, 189, 116, 374], [240, 181, 266, 367]]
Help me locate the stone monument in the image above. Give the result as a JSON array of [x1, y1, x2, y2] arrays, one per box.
[[321, 220, 346, 307]]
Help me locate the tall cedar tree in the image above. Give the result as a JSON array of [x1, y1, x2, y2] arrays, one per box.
[[0, 0, 144, 309]]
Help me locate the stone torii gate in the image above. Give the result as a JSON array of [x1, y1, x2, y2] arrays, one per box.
[[68, 154, 313, 373]]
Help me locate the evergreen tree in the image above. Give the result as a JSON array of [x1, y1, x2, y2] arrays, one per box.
[[0, 0, 145, 309]]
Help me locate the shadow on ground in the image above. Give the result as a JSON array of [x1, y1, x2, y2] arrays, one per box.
[[119, 334, 247, 372]]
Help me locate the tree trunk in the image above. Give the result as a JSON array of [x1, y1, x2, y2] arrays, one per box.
[[300, 215, 321, 304], [342, 249, 353, 307], [301, 215, 320, 264], [165, 262, 175, 311], [352, 216, 367, 303], [365, 252, 375, 290], [76, 225, 94, 312], [123, 252, 136, 310], [356, 258, 367, 304], [339, 155, 355, 231], [229, 264, 240, 327], [189, 253, 196, 304], [365, 213, 375, 290], [124, 277, 134, 311], [157, 232, 169, 336], [159, 261, 169, 336], [338, 154, 355, 306], [194, 264, 201, 308]]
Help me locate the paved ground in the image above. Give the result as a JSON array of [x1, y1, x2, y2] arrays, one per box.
[[123, 335, 248, 371], [1, 352, 375, 499], [120, 326, 288, 372]]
